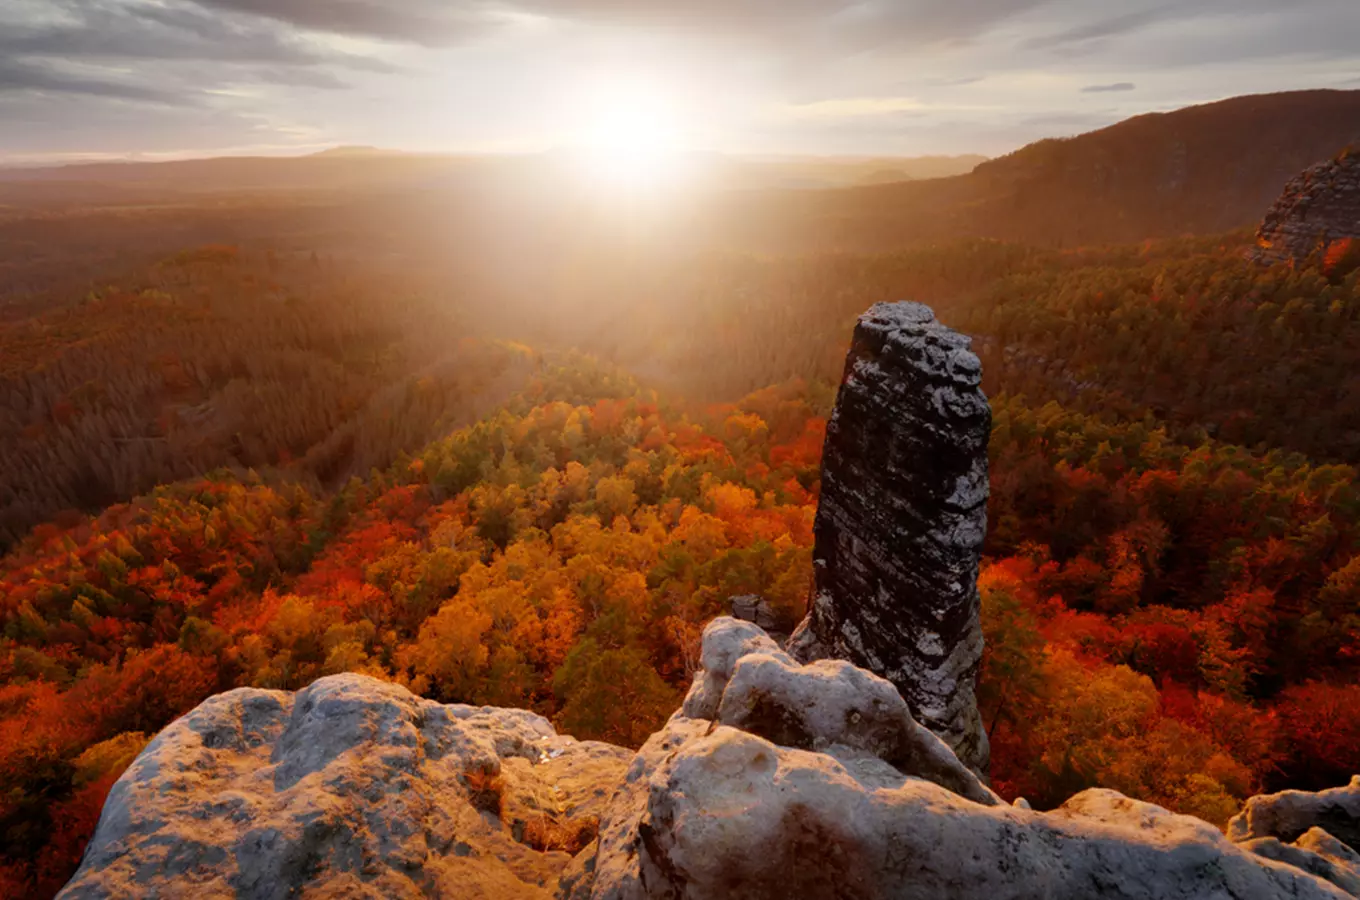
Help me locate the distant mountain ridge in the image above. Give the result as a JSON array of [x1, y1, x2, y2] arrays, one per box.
[[0, 147, 986, 195], [971, 89, 1360, 243], [3, 89, 1358, 251], [730, 89, 1360, 250]]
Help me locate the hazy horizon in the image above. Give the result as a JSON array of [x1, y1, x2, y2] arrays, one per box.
[[3, 0, 1359, 166], [0, 143, 996, 169]]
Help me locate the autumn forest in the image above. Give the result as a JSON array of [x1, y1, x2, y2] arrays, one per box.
[[3, 138, 1360, 897]]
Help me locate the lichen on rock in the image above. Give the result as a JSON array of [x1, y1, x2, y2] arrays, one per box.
[[789, 301, 991, 770], [58, 674, 631, 900]]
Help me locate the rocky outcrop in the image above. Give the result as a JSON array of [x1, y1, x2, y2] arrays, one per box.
[[1230, 777, 1360, 849], [789, 301, 991, 770], [62, 620, 1360, 899], [728, 594, 780, 634], [575, 618, 1354, 900], [679, 618, 998, 807], [1240, 829, 1360, 897], [1253, 149, 1360, 265], [1227, 778, 1360, 894], [59, 674, 631, 900]]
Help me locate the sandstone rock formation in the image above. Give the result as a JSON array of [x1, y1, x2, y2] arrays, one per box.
[[1240, 829, 1360, 898], [789, 301, 991, 770], [679, 617, 998, 807], [62, 620, 1360, 899], [1253, 149, 1360, 266], [575, 618, 1355, 900], [1227, 777, 1360, 895], [728, 594, 780, 634], [59, 674, 631, 900], [1230, 776, 1360, 849]]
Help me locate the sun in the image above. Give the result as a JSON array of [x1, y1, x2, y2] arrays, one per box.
[[571, 81, 692, 190]]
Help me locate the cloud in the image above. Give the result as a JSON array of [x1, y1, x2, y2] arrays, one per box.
[[0, 0, 400, 115], [778, 96, 930, 118], [925, 76, 986, 88], [1025, 7, 1169, 51], [2, 1, 394, 69], [185, 0, 491, 47], [0, 0, 398, 154], [5, 0, 1360, 160], [184, 0, 1053, 52], [0, 58, 189, 104]]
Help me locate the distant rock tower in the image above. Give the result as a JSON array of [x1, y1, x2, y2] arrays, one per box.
[[1253, 149, 1360, 266], [789, 301, 991, 771]]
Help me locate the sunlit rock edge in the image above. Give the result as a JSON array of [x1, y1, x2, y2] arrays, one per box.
[[60, 618, 1359, 899]]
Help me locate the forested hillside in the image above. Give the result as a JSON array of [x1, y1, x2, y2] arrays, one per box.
[[4, 114, 1360, 895], [0, 249, 534, 551], [4, 341, 1359, 892]]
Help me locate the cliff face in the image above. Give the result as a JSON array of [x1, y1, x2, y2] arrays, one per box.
[[788, 301, 990, 771], [62, 627, 1360, 899], [1253, 150, 1360, 266]]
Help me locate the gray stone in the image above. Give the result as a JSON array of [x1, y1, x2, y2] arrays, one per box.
[[705, 622, 998, 806], [789, 301, 991, 770], [59, 674, 631, 900], [583, 725, 1350, 900], [729, 594, 780, 633], [1241, 829, 1360, 897], [61, 626, 1360, 900], [1229, 776, 1360, 850], [574, 620, 1353, 900]]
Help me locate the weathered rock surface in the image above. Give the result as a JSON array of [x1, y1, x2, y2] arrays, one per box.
[[1253, 149, 1360, 265], [62, 621, 1360, 899], [59, 674, 631, 900], [575, 618, 1355, 900], [1230, 777, 1360, 853], [1241, 829, 1360, 897], [680, 617, 997, 807], [1230, 778, 1360, 898], [729, 594, 780, 634], [789, 301, 991, 770]]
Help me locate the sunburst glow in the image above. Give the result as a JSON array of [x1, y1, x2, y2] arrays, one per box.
[[571, 80, 693, 190]]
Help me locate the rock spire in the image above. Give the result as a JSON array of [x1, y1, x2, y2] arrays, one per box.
[[788, 301, 991, 770]]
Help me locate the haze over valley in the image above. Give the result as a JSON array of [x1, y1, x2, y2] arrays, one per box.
[[3, 3, 1360, 896]]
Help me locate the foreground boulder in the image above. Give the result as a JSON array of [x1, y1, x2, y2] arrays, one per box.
[[576, 618, 1356, 900], [1230, 777, 1360, 849], [60, 674, 631, 899], [63, 621, 1360, 899], [789, 301, 991, 770], [1229, 778, 1360, 896]]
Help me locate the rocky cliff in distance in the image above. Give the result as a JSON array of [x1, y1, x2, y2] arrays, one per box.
[[1253, 149, 1360, 266], [61, 623, 1360, 899], [789, 301, 991, 771]]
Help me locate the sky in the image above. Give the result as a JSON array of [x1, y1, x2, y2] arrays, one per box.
[[2, 0, 1359, 163]]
